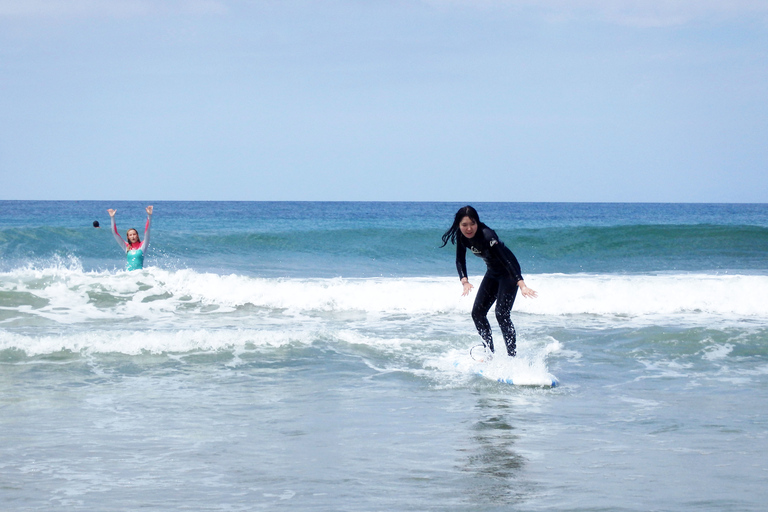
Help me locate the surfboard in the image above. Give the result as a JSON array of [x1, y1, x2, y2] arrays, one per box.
[[452, 360, 558, 387], [475, 366, 558, 387]]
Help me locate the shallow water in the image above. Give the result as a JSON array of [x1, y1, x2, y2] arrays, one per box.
[[1, 201, 767, 511]]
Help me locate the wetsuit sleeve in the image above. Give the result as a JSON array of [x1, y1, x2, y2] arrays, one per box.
[[455, 238, 468, 280], [140, 214, 152, 253], [486, 229, 524, 282], [110, 216, 127, 252]]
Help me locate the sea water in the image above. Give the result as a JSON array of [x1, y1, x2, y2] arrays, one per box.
[[1, 201, 767, 511]]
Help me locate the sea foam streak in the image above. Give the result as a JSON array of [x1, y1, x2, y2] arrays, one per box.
[[0, 328, 312, 356]]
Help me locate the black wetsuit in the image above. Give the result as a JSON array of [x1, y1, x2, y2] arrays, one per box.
[[456, 226, 524, 357]]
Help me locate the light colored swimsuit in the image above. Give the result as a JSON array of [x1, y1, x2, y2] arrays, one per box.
[[111, 214, 152, 271]]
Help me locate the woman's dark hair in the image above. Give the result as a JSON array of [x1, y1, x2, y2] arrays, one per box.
[[440, 205, 484, 247]]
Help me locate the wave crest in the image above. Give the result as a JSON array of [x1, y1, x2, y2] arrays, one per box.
[[1, 266, 767, 322]]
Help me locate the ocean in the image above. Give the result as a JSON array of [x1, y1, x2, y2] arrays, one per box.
[[1, 201, 767, 511]]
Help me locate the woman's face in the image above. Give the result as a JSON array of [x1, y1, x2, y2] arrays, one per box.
[[459, 216, 477, 239], [127, 229, 139, 244]]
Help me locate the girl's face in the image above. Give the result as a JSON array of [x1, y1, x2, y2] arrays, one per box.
[[459, 216, 477, 239], [127, 229, 139, 244]]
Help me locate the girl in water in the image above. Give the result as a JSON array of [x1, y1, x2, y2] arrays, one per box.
[[441, 205, 537, 358], [108, 206, 153, 271]]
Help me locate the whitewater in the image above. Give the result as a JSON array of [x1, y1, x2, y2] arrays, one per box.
[[2, 264, 767, 353]]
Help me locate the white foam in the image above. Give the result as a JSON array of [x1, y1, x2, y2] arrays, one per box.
[[3, 267, 768, 322], [701, 343, 735, 361], [0, 267, 468, 325], [521, 273, 768, 319], [2, 267, 767, 359], [0, 328, 311, 356], [428, 334, 559, 387]]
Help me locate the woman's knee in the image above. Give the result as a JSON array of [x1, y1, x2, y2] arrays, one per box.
[[471, 309, 486, 326], [472, 302, 492, 322]]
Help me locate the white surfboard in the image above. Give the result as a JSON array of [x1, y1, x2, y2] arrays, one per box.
[[474, 365, 558, 387], [452, 357, 558, 387]]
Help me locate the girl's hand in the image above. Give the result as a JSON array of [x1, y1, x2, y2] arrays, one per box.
[[146, 205, 153, 215], [461, 279, 474, 296], [518, 280, 538, 299], [107, 209, 116, 217]]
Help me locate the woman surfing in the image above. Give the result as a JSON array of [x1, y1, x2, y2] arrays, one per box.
[[441, 205, 537, 358], [107, 205, 153, 271]]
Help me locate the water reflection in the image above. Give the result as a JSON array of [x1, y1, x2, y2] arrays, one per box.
[[459, 396, 530, 506]]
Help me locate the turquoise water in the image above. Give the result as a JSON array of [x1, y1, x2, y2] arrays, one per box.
[[3, 201, 768, 276], [1, 201, 767, 511]]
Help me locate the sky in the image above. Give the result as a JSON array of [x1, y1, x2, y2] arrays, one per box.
[[1, 0, 767, 202]]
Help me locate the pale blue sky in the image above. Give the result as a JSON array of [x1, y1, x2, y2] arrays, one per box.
[[1, 0, 767, 202]]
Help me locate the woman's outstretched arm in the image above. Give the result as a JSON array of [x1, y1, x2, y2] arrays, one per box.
[[107, 209, 127, 251], [141, 206, 153, 251]]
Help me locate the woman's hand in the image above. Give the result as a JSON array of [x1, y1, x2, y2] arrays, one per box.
[[518, 280, 538, 299], [107, 209, 116, 217], [146, 205, 153, 215], [461, 279, 474, 296]]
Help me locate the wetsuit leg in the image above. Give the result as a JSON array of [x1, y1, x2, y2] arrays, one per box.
[[494, 276, 519, 356], [472, 273, 500, 352]]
